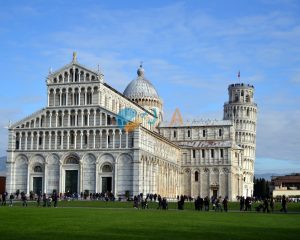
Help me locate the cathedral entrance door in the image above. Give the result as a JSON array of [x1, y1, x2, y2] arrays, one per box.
[[102, 177, 112, 193], [33, 177, 42, 194], [65, 170, 78, 194], [213, 189, 218, 198]]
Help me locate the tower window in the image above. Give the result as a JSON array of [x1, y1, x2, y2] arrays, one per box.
[[192, 149, 196, 158], [219, 129, 222, 136], [188, 130, 190, 138], [211, 149, 214, 158], [39, 136, 42, 146], [235, 94, 239, 102], [202, 129, 206, 137], [173, 130, 177, 138], [195, 171, 199, 182], [220, 149, 224, 158]]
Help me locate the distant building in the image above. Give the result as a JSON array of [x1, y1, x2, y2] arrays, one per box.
[[6, 53, 258, 200], [271, 174, 300, 197]]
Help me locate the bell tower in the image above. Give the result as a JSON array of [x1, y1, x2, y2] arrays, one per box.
[[223, 83, 258, 197]]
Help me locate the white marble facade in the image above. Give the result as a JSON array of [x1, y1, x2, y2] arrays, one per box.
[[6, 54, 257, 200]]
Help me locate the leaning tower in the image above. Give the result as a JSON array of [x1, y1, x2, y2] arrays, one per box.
[[223, 83, 258, 197]]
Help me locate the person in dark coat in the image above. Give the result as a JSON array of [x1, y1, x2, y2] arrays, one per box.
[[53, 192, 58, 207], [162, 198, 168, 210], [270, 197, 275, 213], [280, 195, 287, 213], [199, 197, 204, 211], [204, 196, 210, 211], [43, 193, 47, 207], [178, 195, 184, 210], [222, 196, 228, 212], [263, 198, 270, 213], [194, 196, 200, 211], [1, 192, 7, 206], [240, 196, 245, 211]]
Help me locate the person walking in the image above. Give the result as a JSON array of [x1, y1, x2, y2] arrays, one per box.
[[270, 197, 275, 213], [9, 193, 14, 207], [222, 196, 228, 212], [280, 195, 287, 213]]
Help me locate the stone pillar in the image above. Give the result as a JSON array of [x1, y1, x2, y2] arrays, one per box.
[[74, 133, 77, 150], [94, 112, 96, 126], [99, 131, 102, 149], [54, 132, 58, 150], [93, 131, 96, 149], [112, 130, 115, 149], [78, 89, 81, 106], [86, 132, 90, 149], [66, 89, 69, 106], [25, 133, 28, 150], [67, 132, 70, 149], [48, 133, 52, 150], [43, 132, 46, 150], [80, 132, 83, 149], [26, 163, 30, 194], [59, 162, 63, 193], [119, 131, 122, 148], [87, 113, 90, 127], [30, 134, 34, 150], [36, 133, 40, 150], [44, 163, 47, 193]]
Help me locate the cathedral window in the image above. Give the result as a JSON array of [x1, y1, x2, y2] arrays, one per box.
[[74, 93, 79, 105], [192, 149, 196, 158], [247, 108, 250, 116], [62, 93, 66, 106], [102, 165, 112, 172], [211, 149, 214, 158], [39, 136, 42, 146], [15, 140, 20, 150], [70, 133, 74, 145], [58, 116, 62, 126], [107, 116, 111, 125], [173, 130, 177, 138], [34, 166, 42, 172], [220, 149, 224, 158], [219, 129, 222, 137], [188, 130, 190, 138], [201, 149, 205, 158], [84, 115, 88, 126], [195, 171, 199, 182], [70, 115, 75, 126], [202, 129, 206, 137], [58, 135, 62, 146], [84, 135, 88, 145], [108, 135, 110, 144], [87, 92, 92, 104]]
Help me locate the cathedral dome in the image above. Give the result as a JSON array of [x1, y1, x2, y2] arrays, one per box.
[[123, 65, 160, 99]]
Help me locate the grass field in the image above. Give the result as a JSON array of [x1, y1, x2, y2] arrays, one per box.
[[1, 201, 300, 240]]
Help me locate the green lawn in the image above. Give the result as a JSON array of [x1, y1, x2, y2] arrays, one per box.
[[0, 202, 300, 240]]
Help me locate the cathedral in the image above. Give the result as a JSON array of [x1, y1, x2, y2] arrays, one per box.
[[6, 53, 257, 200]]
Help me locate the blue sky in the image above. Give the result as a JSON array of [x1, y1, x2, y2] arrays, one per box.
[[0, 0, 300, 174]]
